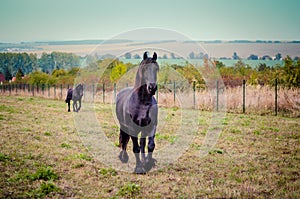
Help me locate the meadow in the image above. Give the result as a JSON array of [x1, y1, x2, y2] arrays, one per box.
[[0, 95, 299, 198]]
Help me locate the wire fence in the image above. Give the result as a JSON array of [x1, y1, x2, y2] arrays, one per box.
[[0, 80, 299, 117]]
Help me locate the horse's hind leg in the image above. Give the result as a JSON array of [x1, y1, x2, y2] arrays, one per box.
[[73, 101, 76, 112], [78, 99, 81, 111], [67, 101, 71, 112], [73, 101, 78, 112], [119, 129, 129, 163]]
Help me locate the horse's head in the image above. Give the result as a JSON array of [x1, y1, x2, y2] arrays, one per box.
[[76, 84, 84, 97], [136, 52, 159, 95]]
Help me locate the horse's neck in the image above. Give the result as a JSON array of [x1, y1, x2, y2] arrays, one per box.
[[133, 85, 152, 103], [134, 73, 143, 88]]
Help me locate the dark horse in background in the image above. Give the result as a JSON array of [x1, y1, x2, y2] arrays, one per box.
[[65, 84, 84, 112], [116, 52, 159, 174]]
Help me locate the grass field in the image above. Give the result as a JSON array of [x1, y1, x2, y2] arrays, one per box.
[[0, 96, 299, 198]]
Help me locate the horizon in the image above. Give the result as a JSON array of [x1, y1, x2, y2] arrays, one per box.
[[2, 39, 300, 45], [1, 0, 300, 43]]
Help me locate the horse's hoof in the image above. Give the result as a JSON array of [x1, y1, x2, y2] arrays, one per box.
[[144, 157, 156, 172], [134, 166, 146, 174], [119, 151, 129, 163]]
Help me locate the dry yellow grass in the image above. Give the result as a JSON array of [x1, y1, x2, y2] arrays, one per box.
[[0, 96, 299, 198]]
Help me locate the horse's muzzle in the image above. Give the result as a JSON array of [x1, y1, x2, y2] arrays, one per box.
[[147, 83, 157, 95], [135, 117, 151, 127]]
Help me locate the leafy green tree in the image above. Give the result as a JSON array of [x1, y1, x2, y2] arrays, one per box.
[[215, 60, 225, 68], [110, 62, 127, 83], [28, 71, 50, 85], [124, 52, 132, 59], [15, 68, 24, 83], [281, 56, 300, 87]]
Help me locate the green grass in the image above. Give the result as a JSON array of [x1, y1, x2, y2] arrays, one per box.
[[117, 182, 140, 197], [0, 95, 299, 198]]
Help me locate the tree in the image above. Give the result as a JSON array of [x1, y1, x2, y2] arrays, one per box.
[[189, 52, 195, 59], [170, 53, 176, 59], [15, 68, 24, 83], [257, 63, 269, 72], [40, 53, 55, 73], [133, 54, 141, 59], [124, 52, 132, 59], [215, 60, 225, 68], [110, 62, 127, 82], [281, 56, 300, 87], [275, 53, 282, 60], [232, 52, 239, 60], [248, 54, 258, 60]]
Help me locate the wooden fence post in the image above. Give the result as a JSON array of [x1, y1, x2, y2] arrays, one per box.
[[102, 83, 105, 103], [42, 84, 45, 96], [60, 84, 63, 99], [54, 85, 56, 98], [83, 84, 85, 102], [32, 84, 34, 96], [193, 81, 196, 109], [92, 84, 95, 102], [114, 83, 116, 103], [243, 80, 246, 114], [173, 81, 176, 105], [216, 80, 219, 111], [275, 78, 278, 116]]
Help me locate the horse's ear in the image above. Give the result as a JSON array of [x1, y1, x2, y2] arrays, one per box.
[[143, 52, 148, 60], [153, 52, 157, 61]]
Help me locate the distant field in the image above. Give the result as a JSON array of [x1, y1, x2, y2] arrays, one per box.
[[0, 96, 299, 198], [23, 41, 300, 58]]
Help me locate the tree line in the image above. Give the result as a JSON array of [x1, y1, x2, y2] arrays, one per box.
[[0, 52, 80, 81], [0, 52, 299, 89]]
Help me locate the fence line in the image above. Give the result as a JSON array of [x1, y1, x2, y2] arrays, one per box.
[[0, 80, 299, 116]]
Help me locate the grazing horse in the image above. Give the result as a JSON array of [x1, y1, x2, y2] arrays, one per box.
[[65, 84, 84, 112], [116, 52, 159, 174]]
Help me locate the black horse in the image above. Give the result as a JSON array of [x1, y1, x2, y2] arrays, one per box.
[[116, 52, 159, 174], [65, 84, 84, 112]]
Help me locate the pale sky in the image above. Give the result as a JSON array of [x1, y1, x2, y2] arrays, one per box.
[[0, 0, 299, 42]]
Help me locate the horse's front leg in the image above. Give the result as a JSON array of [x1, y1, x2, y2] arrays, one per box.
[[140, 131, 148, 166], [140, 135, 146, 166], [144, 126, 156, 172], [78, 99, 81, 111], [131, 136, 145, 174], [147, 135, 155, 161]]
